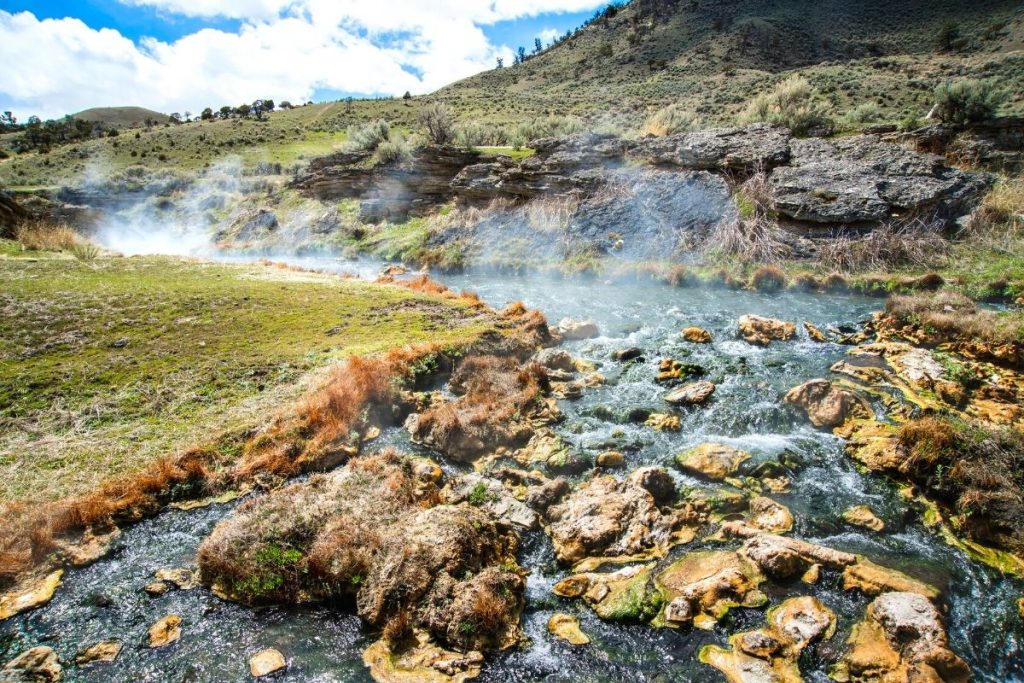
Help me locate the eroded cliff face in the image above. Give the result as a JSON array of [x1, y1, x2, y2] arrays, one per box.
[[0, 190, 28, 238]]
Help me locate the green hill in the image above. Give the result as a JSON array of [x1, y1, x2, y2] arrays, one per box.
[[74, 106, 172, 128]]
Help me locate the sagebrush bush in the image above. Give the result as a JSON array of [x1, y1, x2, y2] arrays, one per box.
[[346, 119, 391, 152], [373, 135, 412, 165], [933, 80, 1006, 125], [419, 103, 456, 145], [739, 75, 834, 136], [840, 102, 882, 129], [640, 104, 699, 137]]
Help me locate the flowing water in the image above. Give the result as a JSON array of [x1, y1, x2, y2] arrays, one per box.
[[3, 262, 1023, 682]]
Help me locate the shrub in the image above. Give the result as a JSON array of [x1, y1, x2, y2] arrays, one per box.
[[71, 242, 100, 261], [640, 104, 699, 137], [840, 103, 882, 129], [817, 218, 949, 272], [739, 74, 834, 136], [933, 80, 1006, 125], [15, 221, 79, 251], [419, 103, 455, 145], [346, 119, 391, 152], [705, 171, 786, 264], [373, 136, 412, 165]]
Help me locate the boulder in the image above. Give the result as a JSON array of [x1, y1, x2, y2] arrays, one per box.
[[655, 550, 766, 629], [2, 647, 62, 683], [544, 471, 702, 563], [644, 413, 681, 432], [547, 613, 590, 646], [803, 322, 828, 343], [612, 347, 644, 362], [834, 592, 970, 683], [595, 451, 626, 469], [564, 564, 663, 622], [842, 559, 940, 601], [631, 124, 792, 172], [675, 443, 750, 481], [664, 381, 716, 406], [784, 379, 872, 430], [748, 497, 794, 534], [738, 315, 796, 346], [656, 358, 705, 383], [533, 348, 576, 373], [249, 649, 287, 678]]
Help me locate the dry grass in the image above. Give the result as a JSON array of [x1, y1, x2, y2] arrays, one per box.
[[14, 221, 80, 252], [965, 176, 1024, 252], [706, 171, 786, 264], [639, 103, 699, 137], [751, 265, 787, 291], [817, 217, 950, 272], [885, 291, 1023, 348], [898, 416, 1024, 554]]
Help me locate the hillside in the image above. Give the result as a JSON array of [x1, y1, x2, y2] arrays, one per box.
[[74, 106, 171, 128], [435, 0, 1024, 127]]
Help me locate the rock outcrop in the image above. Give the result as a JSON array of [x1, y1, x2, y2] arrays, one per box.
[[784, 379, 872, 430], [0, 190, 29, 238]]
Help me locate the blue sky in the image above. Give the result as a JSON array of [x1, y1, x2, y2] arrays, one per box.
[[0, 0, 609, 119]]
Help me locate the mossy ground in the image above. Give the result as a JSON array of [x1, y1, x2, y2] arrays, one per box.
[[0, 247, 492, 502]]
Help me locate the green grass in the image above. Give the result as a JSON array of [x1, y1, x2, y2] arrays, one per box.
[[0, 250, 493, 502], [475, 146, 537, 162]]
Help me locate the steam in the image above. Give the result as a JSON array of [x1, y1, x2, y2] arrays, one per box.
[[92, 157, 246, 257]]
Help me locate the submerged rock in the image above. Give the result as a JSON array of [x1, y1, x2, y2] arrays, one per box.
[[2, 647, 62, 683], [0, 570, 63, 621], [656, 359, 705, 384], [843, 505, 886, 533], [842, 560, 940, 601], [664, 381, 716, 406], [148, 615, 182, 648], [784, 379, 872, 430], [249, 649, 287, 678], [547, 613, 590, 646], [363, 633, 483, 683], [75, 641, 122, 666], [833, 592, 970, 683], [803, 322, 828, 343], [738, 315, 796, 346], [675, 443, 750, 481]]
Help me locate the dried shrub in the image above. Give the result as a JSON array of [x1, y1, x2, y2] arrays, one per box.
[[15, 221, 80, 251], [751, 265, 787, 291], [706, 171, 786, 264], [640, 103, 699, 137], [817, 218, 949, 272], [885, 290, 1024, 349], [419, 103, 456, 145]]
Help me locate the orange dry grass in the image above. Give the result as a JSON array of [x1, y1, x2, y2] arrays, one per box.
[[15, 220, 80, 251]]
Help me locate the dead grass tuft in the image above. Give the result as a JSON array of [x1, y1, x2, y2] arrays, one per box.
[[885, 291, 1022, 348], [751, 265, 787, 291], [15, 221, 80, 252], [706, 171, 787, 264], [818, 218, 950, 272]]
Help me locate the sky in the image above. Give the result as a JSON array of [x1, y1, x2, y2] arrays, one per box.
[[0, 0, 611, 120]]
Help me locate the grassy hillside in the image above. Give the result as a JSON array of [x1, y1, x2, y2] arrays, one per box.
[[74, 106, 171, 128], [0, 0, 1021, 189], [435, 0, 1024, 128], [0, 248, 493, 502]]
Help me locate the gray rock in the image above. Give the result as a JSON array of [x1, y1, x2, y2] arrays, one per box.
[[630, 123, 792, 171]]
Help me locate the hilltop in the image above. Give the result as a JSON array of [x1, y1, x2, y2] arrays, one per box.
[[74, 106, 171, 128]]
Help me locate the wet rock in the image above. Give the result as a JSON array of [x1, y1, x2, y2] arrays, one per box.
[[444, 475, 537, 530], [547, 613, 590, 646], [513, 430, 588, 475], [75, 641, 122, 666], [0, 570, 63, 621], [664, 381, 716, 406], [643, 413, 679, 432], [545, 472, 702, 564], [803, 322, 828, 343], [842, 559, 940, 601], [833, 592, 970, 683], [656, 359, 705, 383], [154, 568, 199, 591], [700, 596, 835, 682], [723, 523, 857, 579], [655, 550, 766, 630], [363, 633, 483, 683], [675, 443, 750, 481], [748, 497, 794, 534], [2, 647, 62, 682], [843, 505, 885, 532], [533, 348, 576, 373], [612, 347, 644, 362], [524, 477, 570, 511], [627, 467, 677, 506], [784, 379, 872, 430], [681, 327, 713, 344], [53, 527, 120, 567], [801, 564, 821, 585], [249, 649, 287, 678], [148, 615, 182, 648], [569, 564, 663, 622], [555, 319, 600, 341], [143, 582, 169, 597], [595, 451, 626, 469], [738, 315, 797, 346], [552, 575, 590, 599]]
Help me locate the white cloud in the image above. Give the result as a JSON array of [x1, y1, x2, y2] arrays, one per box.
[[0, 1, 606, 119]]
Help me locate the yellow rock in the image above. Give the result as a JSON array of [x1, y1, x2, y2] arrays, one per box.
[[842, 559, 940, 601], [748, 496, 794, 534], [682, 327, 713, 343], [249, 648, 287, 677], [675, 443, 750, 481], [363, 633, 483, 683], [0, 570, 63, 621], [843, 505, 885, 532], [547, 613, 590, 645], [803, 321, 828, 343], [644, 413, 681, 432], [76, 640, 123, 666], [148, 614, 182, 648]]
